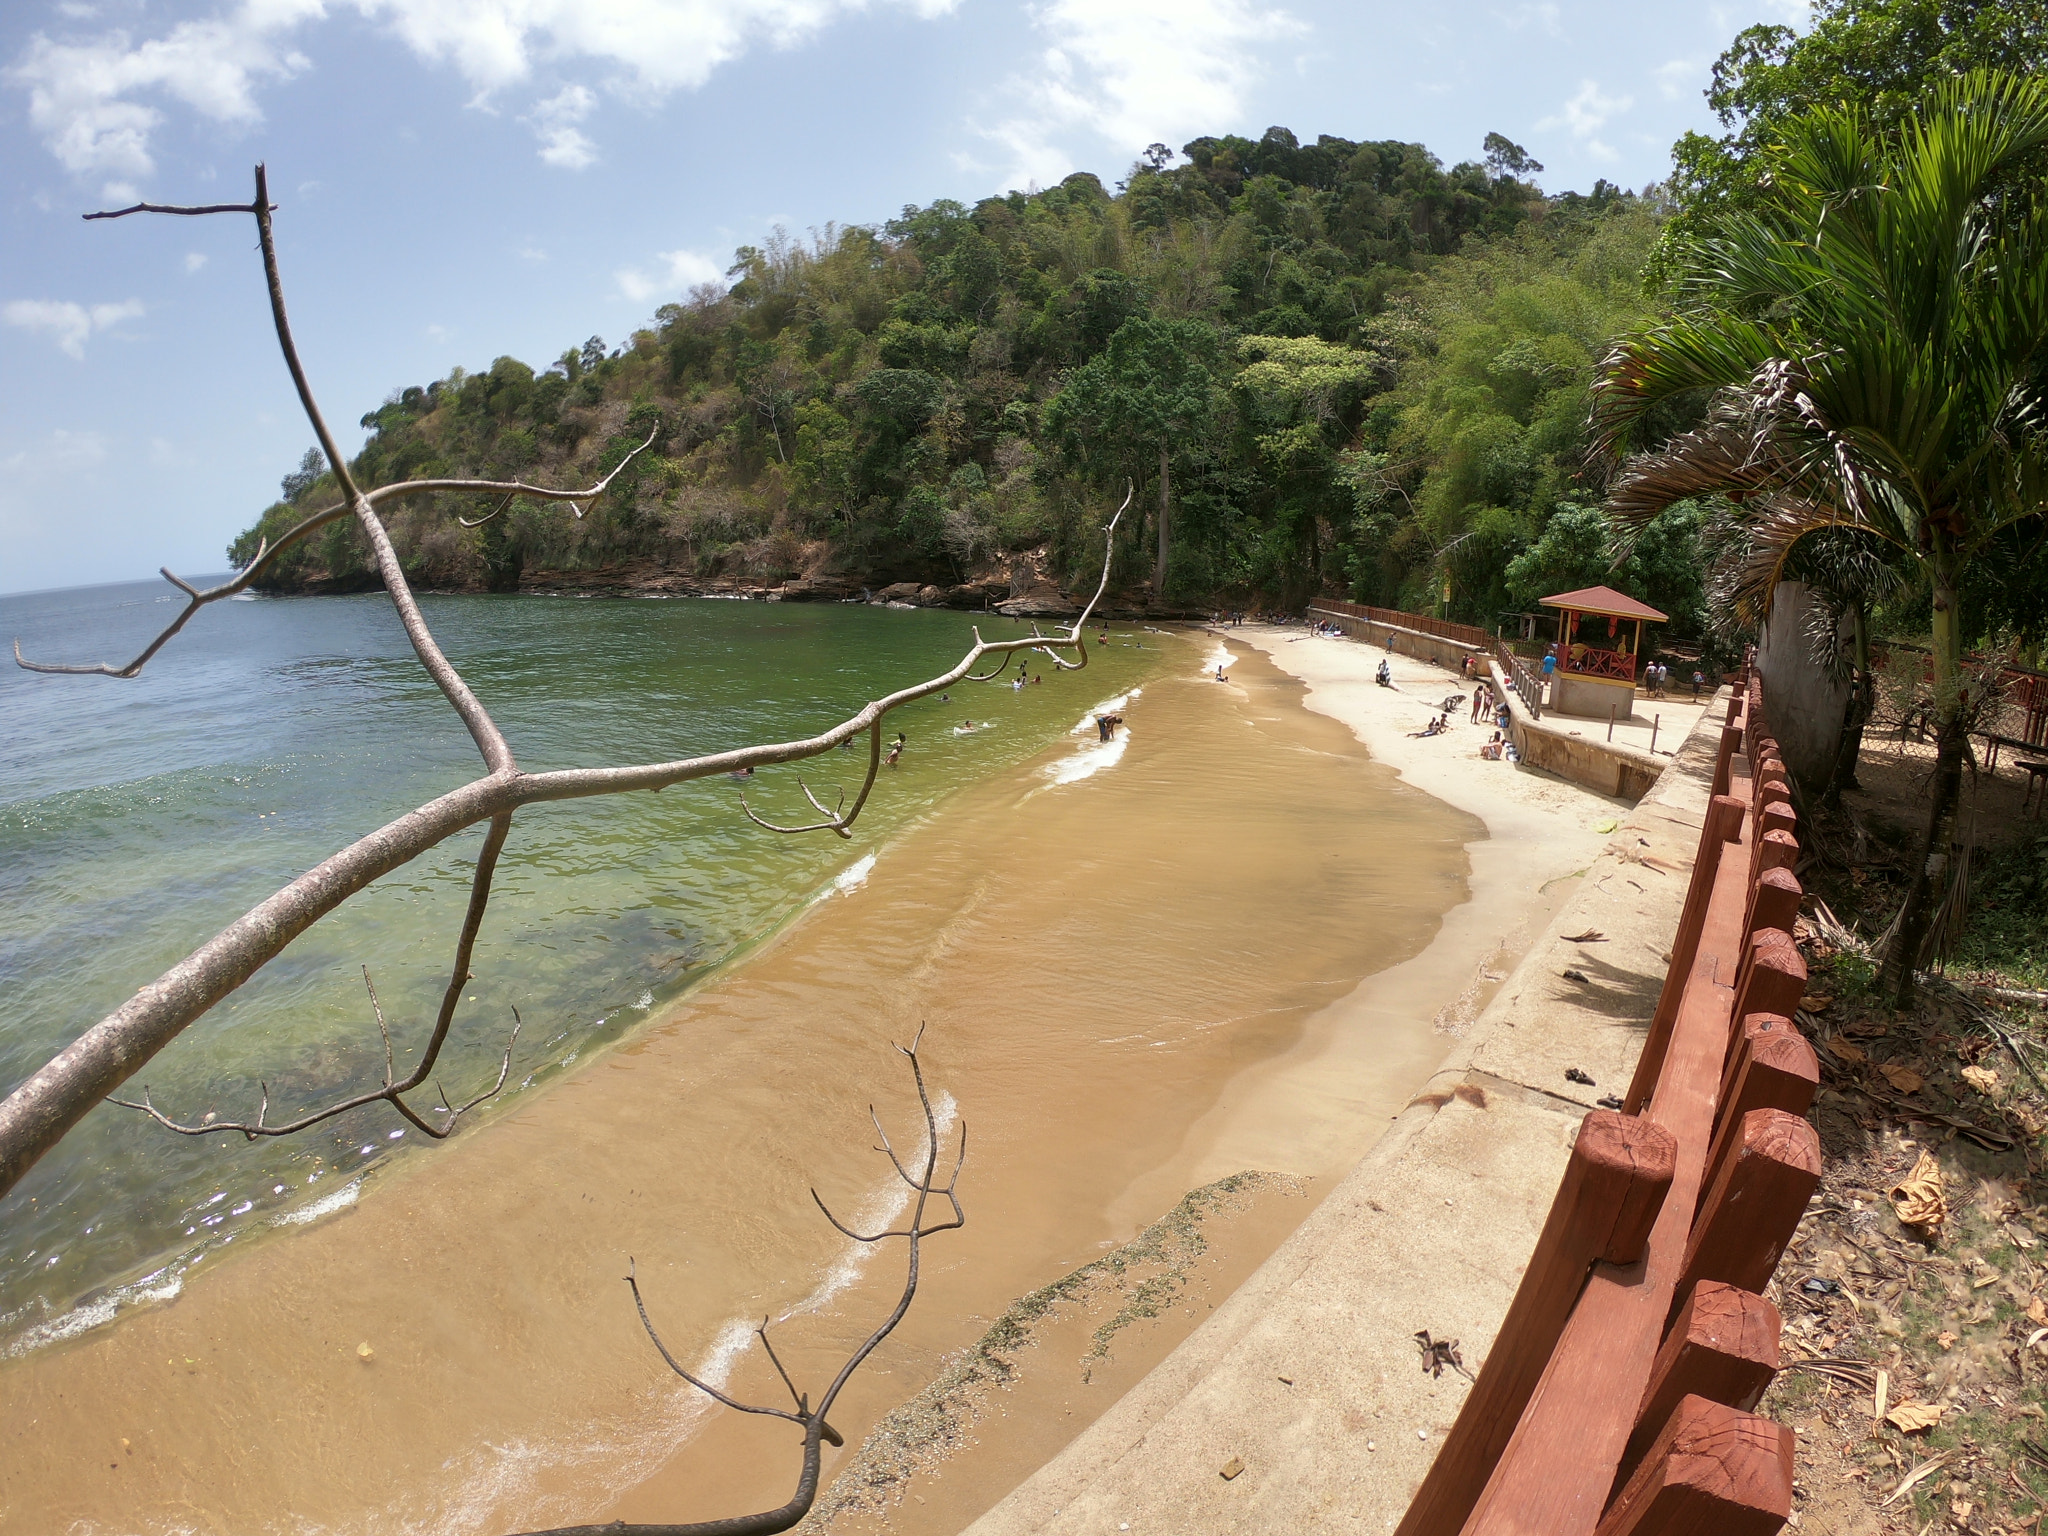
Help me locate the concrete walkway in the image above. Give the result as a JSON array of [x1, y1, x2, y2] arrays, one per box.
[[964, 695, 1726, 1535]]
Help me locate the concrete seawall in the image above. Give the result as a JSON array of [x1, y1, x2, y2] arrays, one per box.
[[1307, 604, 1666, 803], [963, 692, 1726, 1534]]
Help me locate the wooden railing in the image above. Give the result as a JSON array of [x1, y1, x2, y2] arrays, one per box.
[[1315, 599, 1494, 650], [1566, 646, 1640, 683], [1397, 659, 1817, 1536], [1494, 639, 1545, 722]]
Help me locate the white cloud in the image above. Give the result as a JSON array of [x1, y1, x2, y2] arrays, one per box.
[[617, 248, 723, 303], [0, 428, 110, 475], [184, 250, 209, 272], [3, 297, 145, 358], [1653, 58, 1698, 102], [10, 0, 960, 181], [527, 82, 597, 168], [1497, 3, 1560, 36], [8, 0, 323, 179], [975, 0, 1303, 191], [1538, 78, 1633, 162]]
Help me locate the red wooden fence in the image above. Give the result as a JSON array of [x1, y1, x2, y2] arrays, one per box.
[[1396, 658, 1815, 1536]]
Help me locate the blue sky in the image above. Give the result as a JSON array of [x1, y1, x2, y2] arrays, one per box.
[[0, 0, 1802, 595]]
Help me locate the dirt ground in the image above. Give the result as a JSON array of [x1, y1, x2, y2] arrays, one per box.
[[1763, 715, 2048, 1535]]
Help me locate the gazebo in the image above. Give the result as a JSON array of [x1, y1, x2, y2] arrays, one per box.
[[1539, 584, 1669, 721]]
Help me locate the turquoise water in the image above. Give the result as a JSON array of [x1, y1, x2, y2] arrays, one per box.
[[0, 582, 1156, 1349]]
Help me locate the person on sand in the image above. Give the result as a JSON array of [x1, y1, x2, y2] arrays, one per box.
[[1215, 664, 1228, 682], [1480, 731, 1504, 761], [1375, 659, 1393, 688], [1470, 682, 1490, 725]]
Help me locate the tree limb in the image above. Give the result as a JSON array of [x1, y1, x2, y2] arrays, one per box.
[[0, 166, 1122, 1214], [511, 1033, 962, 1536]]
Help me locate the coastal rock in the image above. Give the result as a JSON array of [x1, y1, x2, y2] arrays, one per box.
[[874, 581, 925, 604]]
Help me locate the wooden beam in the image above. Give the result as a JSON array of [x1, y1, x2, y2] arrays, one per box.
[[1395, 1112, 1677, 1536]]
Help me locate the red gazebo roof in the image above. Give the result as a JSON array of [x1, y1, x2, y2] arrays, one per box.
[[1538, 585, 1668, 623]]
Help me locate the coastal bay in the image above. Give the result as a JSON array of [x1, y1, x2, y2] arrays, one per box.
[[2, 603, 1494, 1535]]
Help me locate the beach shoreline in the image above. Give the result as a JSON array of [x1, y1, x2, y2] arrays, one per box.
[[786, 622, 1633, 1532], [2, 625, 1501, 1536]]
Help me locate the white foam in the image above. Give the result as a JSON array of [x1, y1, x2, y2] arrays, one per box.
[[1044, 688, 1141, 786], [831, 852, 875, 897], [273, 1179, 360, 1227], [781, 1089, 961, 1324], [2, 1268, 184, 1361], [377, 1093, 963, 1535]]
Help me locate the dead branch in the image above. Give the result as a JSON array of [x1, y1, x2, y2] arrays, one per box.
[[0, 167, 1129, 1203], [512, 1032, 964, 1536], [12, 454, 653, 679]]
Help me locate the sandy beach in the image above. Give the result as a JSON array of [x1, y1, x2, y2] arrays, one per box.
[[790, 622, 1637, 1532], [6, 622, 1628, 1536]]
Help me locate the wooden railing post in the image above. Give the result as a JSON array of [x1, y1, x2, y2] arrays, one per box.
[[1395, 1112, 1676, 1536], [1619, 1282, 1781, 1485], [1675, 1109, 1821, 1304], [1703, 1019, 1819, 1210], [1732, 938, 1806, 1031], [1594, 1395, 1793, 1536]]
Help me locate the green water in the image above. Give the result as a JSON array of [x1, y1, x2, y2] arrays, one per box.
[[0, 583, 1158, 1351]]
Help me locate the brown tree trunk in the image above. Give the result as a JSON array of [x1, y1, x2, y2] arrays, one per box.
[[1881, 550, 1963, 1007], [1155, 442, 1171, 595]]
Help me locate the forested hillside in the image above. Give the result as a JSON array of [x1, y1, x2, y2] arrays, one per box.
[[229, 127, 1709, 637]]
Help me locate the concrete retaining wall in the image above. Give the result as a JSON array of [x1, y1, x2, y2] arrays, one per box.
[[1493, 661, 1663, 802], [1311, 607, 1485, 675]]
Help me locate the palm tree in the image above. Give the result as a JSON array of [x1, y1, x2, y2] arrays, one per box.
[[1592, 70, 2048, 1006]]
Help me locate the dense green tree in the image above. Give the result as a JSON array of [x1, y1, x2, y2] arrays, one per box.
[[1045, 315, 1223, 589], [1597, 71, 2048, 1004], [1661, 0, 2048, 272]]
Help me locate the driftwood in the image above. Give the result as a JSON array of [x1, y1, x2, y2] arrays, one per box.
[[0, 163, 1127, 1198]]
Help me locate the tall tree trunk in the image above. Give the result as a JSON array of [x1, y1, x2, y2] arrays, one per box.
[[1881, 548, 1964, 1007], [1155, 443, 1171, 595], [1821, 601, 1871, 802]]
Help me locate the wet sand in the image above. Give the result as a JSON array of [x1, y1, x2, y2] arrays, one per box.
[[758, 626, 1627, 1534], [4, 631, 1489, 1536]]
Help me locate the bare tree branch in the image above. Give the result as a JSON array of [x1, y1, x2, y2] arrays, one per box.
[[84, 200, 270, 220], [0, 166, 1132, 1204], [14, 454, 654, 679], [512, 1034, 961, 1536]]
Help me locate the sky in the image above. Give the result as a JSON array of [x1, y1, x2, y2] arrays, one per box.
[[0, 0, 1805, 596]]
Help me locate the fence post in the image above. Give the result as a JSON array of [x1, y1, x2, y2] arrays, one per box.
[[1594, 1395, 1793, 1536], [1703, 1020, 1819, 1205], [1393, 1112, 1676, 1536], [1732, 938, 1806, 1031], [1619, 1282, 1782, 1485], [1676, 1108, 1822, 1304]]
